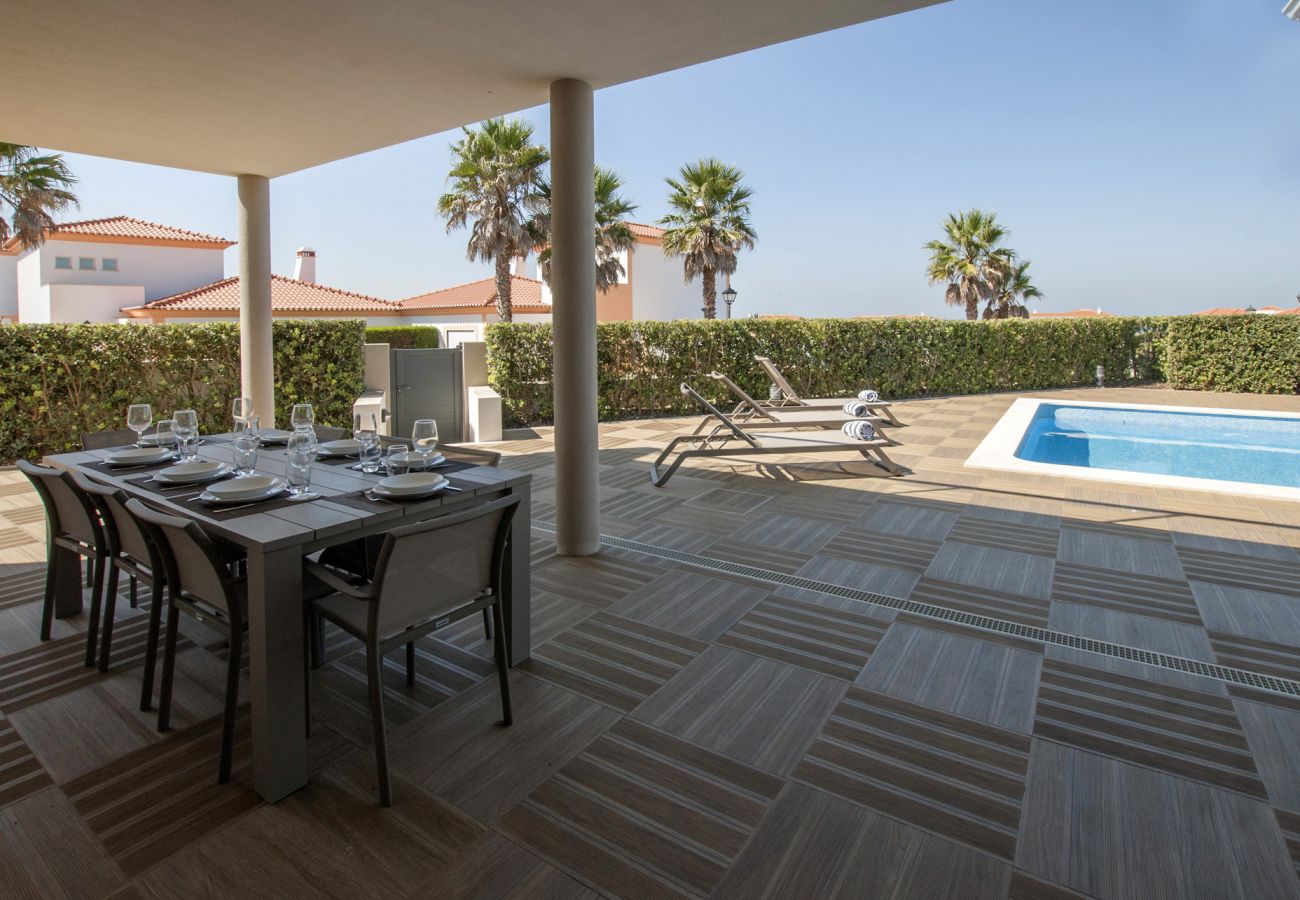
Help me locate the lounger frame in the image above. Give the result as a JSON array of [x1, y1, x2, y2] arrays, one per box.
[[755, 356, 903, 426]]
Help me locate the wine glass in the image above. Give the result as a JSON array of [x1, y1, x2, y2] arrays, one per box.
[[127, 404, 152, 448], [232, 415, 260, 476], [231, 397, 254, 429], [173, 409, 198, 460], [154, 419, 177, 453], [353, 412, 380, 474], [385, 445, 412, 477], [285, 431, 319, 501], [412, 419, 439, 470], [290, 403, 314, 434]]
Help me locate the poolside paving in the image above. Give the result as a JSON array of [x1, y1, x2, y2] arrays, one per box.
[[0, 385, 1298, 898]]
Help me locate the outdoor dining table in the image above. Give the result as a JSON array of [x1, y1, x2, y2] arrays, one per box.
[[45, 435, 532, 802]]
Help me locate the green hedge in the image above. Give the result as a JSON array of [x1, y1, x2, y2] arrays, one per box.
[[1166, 315, 1300, 393], [0, 319, 365, 461], [366, 325, 441, 349], [487, 317, 1172, 426]]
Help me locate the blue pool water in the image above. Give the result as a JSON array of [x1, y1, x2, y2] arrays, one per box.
[[1015, 404, 1300, 489]]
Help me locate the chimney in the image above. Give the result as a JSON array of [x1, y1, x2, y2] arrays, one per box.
[[511, 255, 529, 278], [294, 247, 317, 283]]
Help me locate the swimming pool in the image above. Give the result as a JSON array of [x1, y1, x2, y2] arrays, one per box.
[[966, 399, 1300, 500]]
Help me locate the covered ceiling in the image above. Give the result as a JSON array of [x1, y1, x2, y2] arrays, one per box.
[[4, 0, 945, 177]]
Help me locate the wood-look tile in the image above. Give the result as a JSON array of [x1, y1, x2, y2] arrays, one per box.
[[858, 622, 1042, 733], [532, 551, 667, 608], [1051, 561, 1203, 627], [726, 513, 843, 555], [910, 578, 1051, 629], [948, 516, 1060, 558], [500, 718, 781, 899], [1058, 527, 1185, 580], [600, 490, 685, 524], [854, 499, 959, 541], [1190, 581, 1300, 646], [621, 521, 719, 553], [1233, 698, 1300, 812], [0, 564, 44, 612], [716, 594, 889, 680], [1016, 740, 1300, 900], [781, 554, 921, 602], [925, 542, 1055, 601], [0, 715, 52, 809], [0, 786, 125, 900], [1033, 657, 1266, 799], [818, 527, 942, 573], [1209, 630, 1300, 685], [408, 831, 603, 899], [767, 486, 881, 524], [1169, 517, 1300, 562], [714, 781, 1010, 899], [607, 569, 768, 642], [1177, 546, 1300, 597], [519, 611, 707, 712], [698, 537, 812, 575], [1008, 871, 1093, 899], [432, 588, 599, 660], [634, 645, 845, 776], [387, 672, 621, 824], [795, 685, 1032, 859], [1277, 808, 1300, 884], [684, 487, 772, 514], [1046, 601, 1220, 688]]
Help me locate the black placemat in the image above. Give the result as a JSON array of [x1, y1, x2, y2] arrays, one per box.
[[328, 477, 471, 513], [84, 456, 180, 477]]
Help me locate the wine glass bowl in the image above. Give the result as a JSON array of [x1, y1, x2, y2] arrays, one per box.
[[290, 403, 314, 434], [231, 397, 254, 428], [127, 404, 152, 448], [411, 419, 439, 469]]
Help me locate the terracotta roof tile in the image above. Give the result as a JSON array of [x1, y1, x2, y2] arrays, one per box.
[[1029, 309, 1112, 318], [626, 222, 665, 240], [48, 215, 232, 245], [127, 275, 398, 313], [1192, 305, 1285, 315], [399, 275, 549, 313]]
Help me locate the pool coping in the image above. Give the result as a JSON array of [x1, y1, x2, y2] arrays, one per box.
[[965, 397, 1300, 502]]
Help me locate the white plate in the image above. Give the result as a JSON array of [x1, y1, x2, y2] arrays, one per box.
[[258, 428, 293, 445], [374, 473, 448, 498], [203, 474, 284, 501], [386, 450, 445, 468], [318, 439, 362, 457], [105, 447, 174, 466], [154, 460, 232, 485]]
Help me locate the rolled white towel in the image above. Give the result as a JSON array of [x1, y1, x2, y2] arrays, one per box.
[[858, 389, 881, 403], [841, 419, 877, 441], [842, 399, 870, 417]]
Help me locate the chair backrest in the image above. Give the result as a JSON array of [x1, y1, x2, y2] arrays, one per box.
[[313, 425, 348, 441], [754, 356, 802, 403], [367, 495, 519, 639], [677, 384, 762, 448], [81, 429, 138, 451], [707, 372, 778, 421], [72, 472, 158, 571], [16, 459, 103, 548], [440, 443, 502, 467], [125, 499, 240, 623]]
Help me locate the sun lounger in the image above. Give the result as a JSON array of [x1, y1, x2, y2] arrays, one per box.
[[693, 371, 894, 437], [755, 356, 903, 426], [650, 383, 903, 487]]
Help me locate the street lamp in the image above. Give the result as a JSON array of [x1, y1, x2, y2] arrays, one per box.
[[722, 284, 738, 319]]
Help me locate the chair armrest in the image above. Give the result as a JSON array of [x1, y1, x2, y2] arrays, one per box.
[[302, 558, 373, 601]]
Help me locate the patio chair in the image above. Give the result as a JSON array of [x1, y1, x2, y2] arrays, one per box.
[[81, 429, 139, 451], [755, 356, 903, 426], [126, 499, 248, 783], [16, 460, 109, 665], [650, 384, 903, 487], [697, 371, 894, 436], [303, 494, 520, 806]]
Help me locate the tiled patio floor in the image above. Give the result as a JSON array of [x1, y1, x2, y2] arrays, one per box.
[[0, 386, 1298, 898]]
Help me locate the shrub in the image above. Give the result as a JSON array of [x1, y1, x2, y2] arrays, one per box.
[[366, 325, 441, 348], [0, 319, 366, 461], [487, 317, 1171, 426], [1166, 315, 1300, 394]]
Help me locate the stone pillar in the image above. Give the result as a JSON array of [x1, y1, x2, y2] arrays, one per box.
[[238, 174, 275, 426], [549, 79, 599, 556]]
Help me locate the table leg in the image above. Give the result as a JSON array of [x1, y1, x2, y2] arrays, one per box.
[[505, 481, 532, 666], [246, 545, 309, 802], [51, 543, 83, 618]]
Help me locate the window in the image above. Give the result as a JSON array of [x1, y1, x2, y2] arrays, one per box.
[[101, 258, 118, 271], [54, 256, 72, 270], [78, 257, 95, 270]]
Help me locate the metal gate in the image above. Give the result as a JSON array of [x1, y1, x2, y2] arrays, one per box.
[[390, 348, 463, 442]]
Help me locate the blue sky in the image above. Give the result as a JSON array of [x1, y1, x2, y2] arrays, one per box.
[[46, 0, 1298, 318]]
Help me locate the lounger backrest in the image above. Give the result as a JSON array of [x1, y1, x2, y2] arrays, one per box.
[[754, 356, 802, 402], [678, 383, 761, 448], [707, 372, 778, 421]]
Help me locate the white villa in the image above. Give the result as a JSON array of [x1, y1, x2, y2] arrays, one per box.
[[2, 216, 712, 341]]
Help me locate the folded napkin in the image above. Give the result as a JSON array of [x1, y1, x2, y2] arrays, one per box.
[[858, 389, 881, 403], [842, 399, 871, 418], [842, 419, 877, 441]]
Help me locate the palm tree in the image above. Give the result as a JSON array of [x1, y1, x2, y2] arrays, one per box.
[[985, 260, 1042, 319], [0, 144, 78, 250], [924, 209, 1014, 321], [531, 166, 638, 294], [658, 158, 757, 319], [438, 118, 549, 321]]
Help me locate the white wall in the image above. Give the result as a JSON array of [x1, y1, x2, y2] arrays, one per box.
[[48, 284, 146, 323], [630, 243, 707, 321], [0, 255, 17, 320], [35, 240, 225, 302], [16, 252, 48, 323]]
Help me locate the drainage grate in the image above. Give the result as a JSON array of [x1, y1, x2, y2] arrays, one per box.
[[530, 520, 1300, 698]]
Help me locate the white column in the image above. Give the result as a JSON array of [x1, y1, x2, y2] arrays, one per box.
[[238, 175, 275, 426], [550, 79, 600, 556]]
